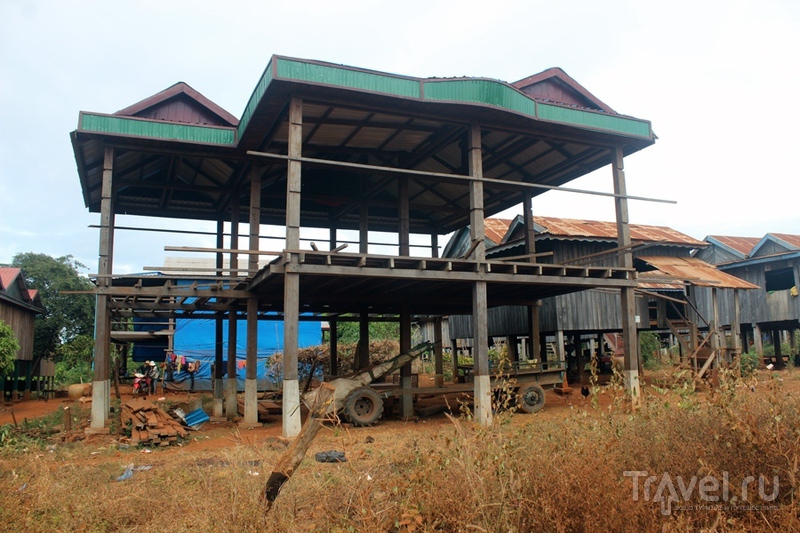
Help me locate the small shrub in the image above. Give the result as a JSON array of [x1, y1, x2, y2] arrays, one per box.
[[740, 349, 761, 376]]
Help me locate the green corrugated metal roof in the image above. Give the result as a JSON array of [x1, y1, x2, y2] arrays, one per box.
[[80, 113, 236, 145], [423, 79, 537, 116], [80, 55, 654, 145]]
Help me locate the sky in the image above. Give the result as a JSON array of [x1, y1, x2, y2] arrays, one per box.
[[1, 0, 799, 275]]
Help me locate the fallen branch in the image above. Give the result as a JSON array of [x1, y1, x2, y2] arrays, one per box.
[[264, 382, 336, 511]]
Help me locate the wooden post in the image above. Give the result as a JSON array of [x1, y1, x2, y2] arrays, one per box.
[[213, 220, 225, 417], [556, 330, 568, 389], [282, 96, 303, 438], [733, 289, 742, 356], [400, 306, 413, 418], [612, 146, 640, 405], [358, 314, 370, 369], [244, 297, 259, 426], [530, 301, 542, 363], [249, 167, 262, 276], [431, 232, 439, 258], [399, 176, 410, 257], [774, 329, 784, 368], [226, 308, 239, 418], [507, 335, 518, 363], [790, 328, 797, 365], [451, 339, 459, 383], [753, 323, 763, 362], [329, 319, 338, 377], [434, 317, 444, 387], [359, 201, 369, 254], [468, 124, 491, 426], [226, 201, 240, 418], [63, 406, 71, 433], [91, 146, 114, 429], [265, 382, 335, 510], [711, 288, 721, 384]]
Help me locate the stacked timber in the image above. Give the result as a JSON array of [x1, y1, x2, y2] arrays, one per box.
[[121, 398, 187, 446]]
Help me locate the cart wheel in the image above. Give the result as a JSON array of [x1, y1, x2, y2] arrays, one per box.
[[516, 383, 546, 413], [342, 387, 384, 426]]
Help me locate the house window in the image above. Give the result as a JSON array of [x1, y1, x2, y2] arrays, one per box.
[[764, 267, 795, 292]]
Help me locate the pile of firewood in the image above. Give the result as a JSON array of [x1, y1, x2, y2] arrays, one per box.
[[121, 398, 187, 446]]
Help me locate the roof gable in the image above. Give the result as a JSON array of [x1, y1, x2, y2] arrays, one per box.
[[705, 235, 760, 258], [750, 233, 800, 258], [512, 67, 615, 113], [115, 82, 239, 127], [0, 267, 44, 313]]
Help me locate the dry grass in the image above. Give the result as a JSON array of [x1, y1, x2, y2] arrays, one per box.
[[1, 369, 799, 532]]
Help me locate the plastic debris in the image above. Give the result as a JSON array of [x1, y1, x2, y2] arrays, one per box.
[[315, 451, 347, 463], [116, 464, 134, 482]]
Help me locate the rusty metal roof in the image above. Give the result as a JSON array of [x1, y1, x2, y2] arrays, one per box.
[[534, 216, 706, 247], [706, 235, 760, 257], [636, 256, 758, 289], [484, 218, 513, 245], [768, 233, 800, 250]]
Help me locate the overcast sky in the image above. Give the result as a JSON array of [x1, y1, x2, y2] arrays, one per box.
[[1, 0, 798, 274]]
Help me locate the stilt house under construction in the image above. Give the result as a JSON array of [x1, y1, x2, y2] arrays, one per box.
[[72, 56, 659, 436]]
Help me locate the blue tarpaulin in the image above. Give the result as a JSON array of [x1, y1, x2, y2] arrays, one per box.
[[133, 316, 322, 392]]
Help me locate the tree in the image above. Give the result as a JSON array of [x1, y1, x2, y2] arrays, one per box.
[[8, 253, 95, 362], [334, 316, 399, 344], [0, 320, 20, 374]]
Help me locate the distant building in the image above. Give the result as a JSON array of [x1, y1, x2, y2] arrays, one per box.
[[0, 268, 49, 399], [445, 217, 756, 381], [694, 233, 800, 364]]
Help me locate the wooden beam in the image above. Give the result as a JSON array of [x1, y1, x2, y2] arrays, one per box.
[[247, 150, 676, 204]]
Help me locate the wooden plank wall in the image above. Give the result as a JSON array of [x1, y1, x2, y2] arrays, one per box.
[[0, 302, 35, 361], [695, 257, 800, 326]]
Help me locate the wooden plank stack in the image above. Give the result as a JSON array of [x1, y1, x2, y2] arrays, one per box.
[[121, 398, 188, 446]]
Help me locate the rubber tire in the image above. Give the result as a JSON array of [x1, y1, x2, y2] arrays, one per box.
[[516, 383, 546, 414], [342, 387, 384, 426]]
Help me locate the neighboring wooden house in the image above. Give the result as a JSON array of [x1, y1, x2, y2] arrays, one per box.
[[0, 267, 48, 399], [694, 233, 800, 365], [446, 217, 756, 381]]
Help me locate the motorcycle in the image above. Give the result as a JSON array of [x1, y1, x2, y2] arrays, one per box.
[[132, 373, 151, 397]]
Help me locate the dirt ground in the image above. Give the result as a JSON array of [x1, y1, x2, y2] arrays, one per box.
[[2, 369, 795, 456]]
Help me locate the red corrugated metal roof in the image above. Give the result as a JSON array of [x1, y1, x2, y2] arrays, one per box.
[[484, 218, 512, 245], [708, 235, 760, 256], [769, 233, 800, 249], [0, 267, 20, 291], [636, 256, 759, 289], [533, 216, 706, 247]]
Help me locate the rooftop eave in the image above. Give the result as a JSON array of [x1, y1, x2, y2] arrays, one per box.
[[237, 55, 655, 148]]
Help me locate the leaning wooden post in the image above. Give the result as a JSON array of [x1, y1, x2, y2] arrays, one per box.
[[265, 382, 335, 511]]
